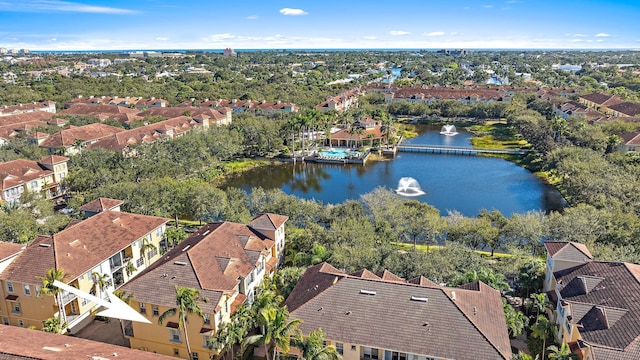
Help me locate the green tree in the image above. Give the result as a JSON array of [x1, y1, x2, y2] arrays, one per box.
[[91, 271, 111, 300], [546, 343, 578, 360], [139, 237, 157, 268], [503, 301, 529, 338], [530, 316, 555, 360], [247, 306, 302, 360], [294, 328, 341, 360], [158, 286, 208, 358], [37, 268, 69, 333]]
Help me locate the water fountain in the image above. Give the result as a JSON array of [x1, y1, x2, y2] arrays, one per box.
[[395, 177, 426, 196], [440, 124, 458, 136]]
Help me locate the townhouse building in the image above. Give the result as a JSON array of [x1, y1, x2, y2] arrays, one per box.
[[285, 263, 512, 360], [0, 101, 56, 117], [315, 87, 363, 113], [0, 202, 168, 333], [544, 241, 640, 360], [120, 213, 287, 359], [39, 123, 126, 155], [0, 155, 69, 203]]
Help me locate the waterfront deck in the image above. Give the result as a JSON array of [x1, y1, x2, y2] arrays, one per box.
[[397, 144, 527, 156]]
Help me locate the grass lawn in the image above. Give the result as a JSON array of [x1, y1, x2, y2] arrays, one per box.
[[392, 242, 513, 258], [468, 121, 529, 150]]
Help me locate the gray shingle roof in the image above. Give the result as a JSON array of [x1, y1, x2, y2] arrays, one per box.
[[554, 261, 640, 356], [285, 263, 511, 360]]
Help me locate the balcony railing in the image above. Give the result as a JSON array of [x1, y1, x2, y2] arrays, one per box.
[[59, 291, 77, 305]]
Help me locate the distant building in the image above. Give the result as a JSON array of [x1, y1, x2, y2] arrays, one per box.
[[223, 48, 236, 57], [87, 58, 112, 67], [0, 101, 57, 117], [0, 155, 69, 203], [39, 123, 126, 155]]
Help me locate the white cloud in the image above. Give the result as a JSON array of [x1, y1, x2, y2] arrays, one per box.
[[279, 8, 308, 16], [390, 30, 410, 36], [363, 36, 377, 40], [6, 0, 137, 14], [450, 32, 458, 36], [205, 33, 236, 42], [569, 39, 583, 43], [246, 15, 258, 20], [596, 39, 605, 42], [595, 33, 610, 37], [424, 31, 445, 37], [50, 38, 56, 41], [573, 33, 588, 37], [483, 5, 494, 8], [155, 37, 168, 41]]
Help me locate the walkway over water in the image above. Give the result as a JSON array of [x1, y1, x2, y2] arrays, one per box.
[[397, 144, 528, 155]]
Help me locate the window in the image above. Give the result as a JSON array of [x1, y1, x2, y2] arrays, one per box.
[[336, 343, 343, 355], [170, 329, 181, 343], [23, 284, 31, 296], [2, 317, 8, 325], [82, 297, 90, 306], [215, 312, 221, 325], [351, 345, 356, 351], [12, 302, 21, 314], [203, 314, 210, 325], [35, 285, 41, 297], [7, 281, 14, 293], [147, 247, 158, 260], [173, 348, 179, 356], [363, 347, 379, 360], [156, 227, 162, 238], [202, 335, 212, 348], [18, 320, 24, 327], [30, 181, 38, 189], [191, 353, 199, 360], [136, 257, 144, 268], [152, 305, 159, 316], [139, 303, 146, 314]]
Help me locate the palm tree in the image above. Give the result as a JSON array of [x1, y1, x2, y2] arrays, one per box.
[[381, 118, 395, 146], [37, 268, 69, 333], [139, 238, 157, 269], [113, 289, 133, 337], [528, 293, 551, 318], [158, 286, 208, 359], [503, 300, 528, 338], [546, 343, 578, 360], [294, 329, 341, 360], [246, 306, 301, 360], [91, 271, 111, 300], [531, 316, 555, 360]]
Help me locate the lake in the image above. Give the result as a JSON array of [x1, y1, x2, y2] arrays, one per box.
[[223, 125, 564, 216]]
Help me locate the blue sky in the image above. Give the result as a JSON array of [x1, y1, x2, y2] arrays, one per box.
[[0, 0, 639, 50]]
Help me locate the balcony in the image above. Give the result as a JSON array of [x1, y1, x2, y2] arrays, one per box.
[[59, 291, 78, 305]]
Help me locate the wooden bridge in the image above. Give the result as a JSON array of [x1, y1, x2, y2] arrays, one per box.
[[396, 144, 528, 156]]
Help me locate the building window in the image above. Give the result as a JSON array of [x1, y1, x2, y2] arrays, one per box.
[[215, 312, 221, 325], [170, 329, 181, 343], [2, 317, 8, 325], [173, 348, 179, 356], [147, 247, 158, 260], [203, 314, 210, 325], [336, 343, 343, 355], [30, 181, 38, 189], [152, 305, 159, 316], [18, 320, 24, 327], [191, 353, 199, 360], [35, 285, 41, 297], [7, 281, 14, 293], [12, 302, 21, 314], [139, 303, 146, 314], [23, 284, 31, 296], [156, 227, 162, 238], [351, 345, 356, 351], [202, 335, 212, 348], [82, 297, 90, 306], [136, 257, 144, 268]]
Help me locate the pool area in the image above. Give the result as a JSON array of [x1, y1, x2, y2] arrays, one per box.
[[319, 148, 352, 158]]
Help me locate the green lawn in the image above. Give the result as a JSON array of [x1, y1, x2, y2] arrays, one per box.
[[392, 242, 513, 258]]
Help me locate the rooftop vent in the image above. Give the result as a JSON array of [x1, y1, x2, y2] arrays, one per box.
[[174, 261, 187, 266], [181, 245, 191, 252], [360, 290, 376, 296], [111, 217, 120, 223], [39, 243, 51, 248], [410, 296, 429, 302]]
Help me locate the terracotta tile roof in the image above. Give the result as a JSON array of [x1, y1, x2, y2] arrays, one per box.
[[0, 159, 54, 192], [0, 324, 174, 359], [0, 236, 56, 284], [39, 123, 125, 148], [249, 213, 289, 230], [0, 242, 24, 262], [330, 125, 384, 141], [408, 275, 439, 287], [0, 120, 48, 140], [0, 111, 54, 127], [87, 115, 208, 151], [37, 155, 69, 165], [608, 102, 640, 117], [580, 93, 623, 107], [553, 261, 640, 357], [350, 269, 381, 280], [60, 103, 140, 116], [140, 106, 228, 122], [0, 102, 55, 116], [1, 211, 168, 282], [375, 269, 405, 282], [285, 263, 511, 360], [544, 241, 593, 260], [79, 197, 124, 212], [619, 132, 640, 146], [122, 217, 280, 313]]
